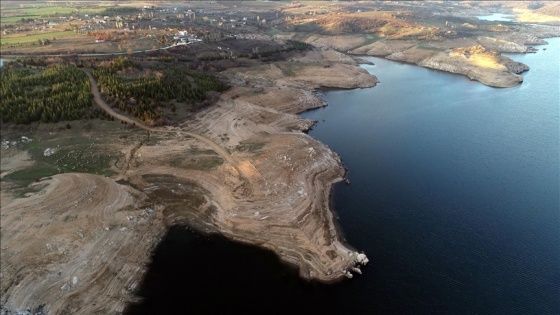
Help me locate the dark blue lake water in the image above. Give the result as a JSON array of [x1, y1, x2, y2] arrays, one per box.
[[127, 38, 559, 314]]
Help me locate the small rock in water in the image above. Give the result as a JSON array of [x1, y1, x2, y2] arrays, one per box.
[[356, 253, 369, 265], [351, 266, 362, 274]]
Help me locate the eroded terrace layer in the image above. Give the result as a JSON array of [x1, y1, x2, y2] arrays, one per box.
[[1, 48, 376, 314]]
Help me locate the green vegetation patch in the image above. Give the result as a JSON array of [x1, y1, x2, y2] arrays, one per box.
[[0, 15, 40, 24], [236, 141, 265, 152], [92, 57, 229, 123], [100, 7, 141, 16], [0, 31, 77, 44], [293, 21, 324, 33], [0, 5, 107, 24], [189, 148, 219, 155], [0, 65, 92, 124], [170, 155, 224, 170], [141, 175, 208, 217], [4, 131, 115, 187], [350, 34, 382, 51], [6, 6, 77, 16], [6, 164, 58, 185], [362, 34, 382, 46]]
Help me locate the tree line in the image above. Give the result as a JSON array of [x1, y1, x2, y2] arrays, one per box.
[[92, 58, 228, 123], [1, 65, 94, 124]]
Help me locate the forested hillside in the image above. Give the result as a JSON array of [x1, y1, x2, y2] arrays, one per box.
[[1, 65, 93, 124], [92, 58, 229, 123]]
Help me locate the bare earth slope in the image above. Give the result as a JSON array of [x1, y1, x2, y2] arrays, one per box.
[[349, 40, 531, 88], [1, 48, 377, 314], [417, 45, 529, 88], [1, 173, 160, 314]]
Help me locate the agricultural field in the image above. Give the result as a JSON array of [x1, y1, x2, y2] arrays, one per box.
[[1, 15, 41, 24], [2, 6, 76, 16], [0, 4, 109, 20], [0, 30, 77, 44]]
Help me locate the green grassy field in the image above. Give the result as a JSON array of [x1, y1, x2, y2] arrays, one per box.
[[0, 31, 77, 44], [2, 6, 78, 15], [0, 15, 41, 24], [0, 5, 108, 24], [5, 132, 115, 187]]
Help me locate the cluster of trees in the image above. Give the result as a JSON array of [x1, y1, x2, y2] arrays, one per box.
[[92, 59, 228, 123], [1, 66, 93, 124], [15, 58, 48, 67], [101, 7, 141, 15], [86, 30, 135, 43], [106, 57, 142, 72], [236, 40, 311, 59], [286, 40, 311, 51]]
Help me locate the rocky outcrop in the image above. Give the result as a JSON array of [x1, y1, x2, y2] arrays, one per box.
[[517, 34, 548, 45], [503, 58, 530, 74], [418, 45, 528, 87], [477, 36, 529, 53]]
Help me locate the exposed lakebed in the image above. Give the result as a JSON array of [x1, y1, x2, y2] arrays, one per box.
[[128, 38, 559, 314]]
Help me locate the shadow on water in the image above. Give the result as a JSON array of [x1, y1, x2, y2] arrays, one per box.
[[125, 226, 353, 315]]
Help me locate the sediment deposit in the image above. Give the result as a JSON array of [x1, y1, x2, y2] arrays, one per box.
[[418, 45, 529, 87], [0, 48, 377, 314]]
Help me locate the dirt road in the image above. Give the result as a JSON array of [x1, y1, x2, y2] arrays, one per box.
[[1, 48, 377, 314], [83, 70, 251, 187]]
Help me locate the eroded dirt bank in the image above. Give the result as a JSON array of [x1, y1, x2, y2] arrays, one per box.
[[0, 48, 377, 314], [1, 173, 160, 314], [295, 26, 559, 88]]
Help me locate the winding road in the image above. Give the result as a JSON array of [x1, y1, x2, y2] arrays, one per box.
[[83, 70, 251, 188]]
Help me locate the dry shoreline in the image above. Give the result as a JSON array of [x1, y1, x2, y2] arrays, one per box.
[[1, 29, 555, 311], [1, 1, 559, 312], [0, 48, 377, 314]]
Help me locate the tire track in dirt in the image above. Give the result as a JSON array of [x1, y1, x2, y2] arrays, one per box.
[[83, 70, 252, 193], [0, 173, 161, 314]]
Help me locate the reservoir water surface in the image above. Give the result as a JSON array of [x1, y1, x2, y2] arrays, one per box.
[[476, 13, 515, 22], [127, 38, 559, 314]]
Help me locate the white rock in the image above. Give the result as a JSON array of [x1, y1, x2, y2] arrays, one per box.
[[356, 253, 369, 265], [351, 266, 362, 274], [43, 148, 55, 156]]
